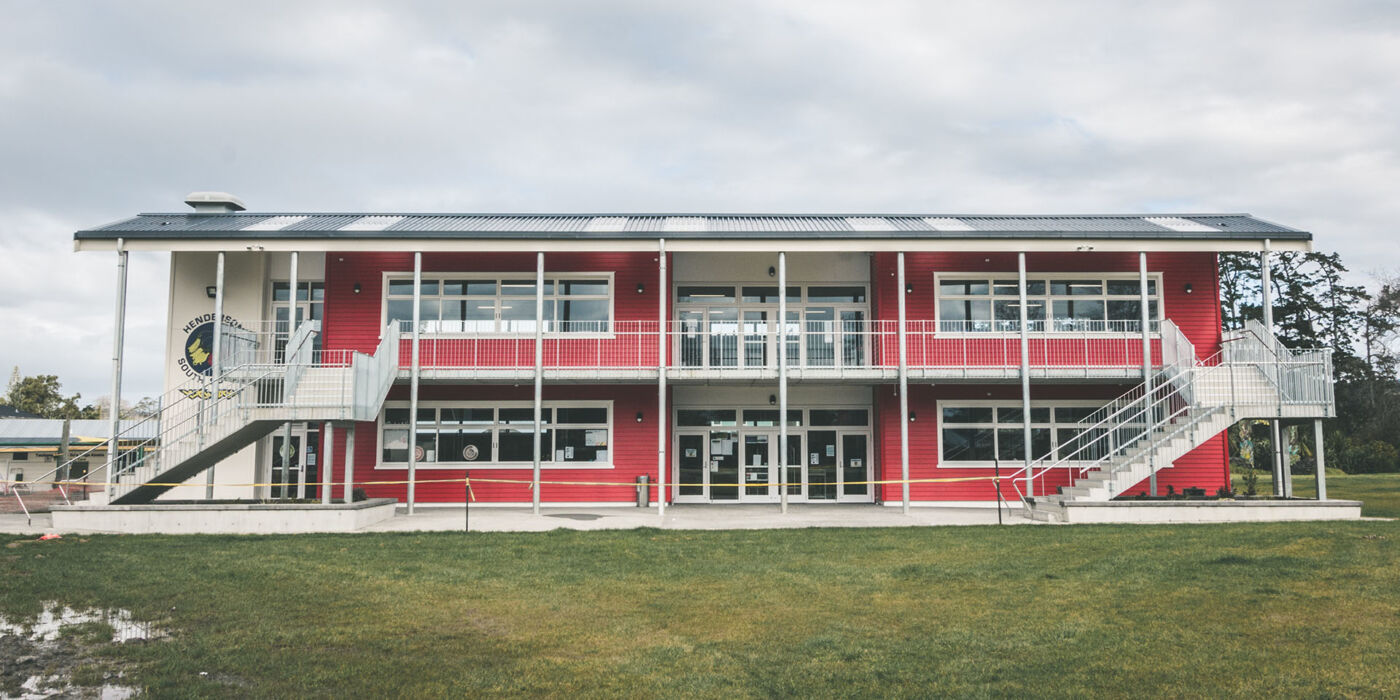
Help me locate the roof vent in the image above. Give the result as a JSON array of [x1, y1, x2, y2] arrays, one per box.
[[184, 191, 247, 214]]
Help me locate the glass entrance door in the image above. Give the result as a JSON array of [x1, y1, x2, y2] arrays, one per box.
[[742, 433, 774, 501], [784, 433, 805, 500], [841, 433, 869, 500], [709, 431, 739, 501], [270, 426, 320, 500], [807, 430, 838, 500], [678, 433, 706, 498]]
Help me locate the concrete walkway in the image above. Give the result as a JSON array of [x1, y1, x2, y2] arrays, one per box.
[[1, 504, 1033, 535], [365, 504, 1032, 532]]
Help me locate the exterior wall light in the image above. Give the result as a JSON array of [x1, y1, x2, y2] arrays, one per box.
[[1184, 283, 1193, 294], [353, 283, 362, 294], [636, 283, 645, 294], [768, 266, 776, 277], [635, 412, 644, 423], [909, 411, 917, 422], [905, 283, 913, 294], [769, 394, 777, 405], [205, 286, 217, 298]]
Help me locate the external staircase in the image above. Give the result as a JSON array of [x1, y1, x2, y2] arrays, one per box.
[[1019, 321, 1335, 522], [36, 321, 400, 506]]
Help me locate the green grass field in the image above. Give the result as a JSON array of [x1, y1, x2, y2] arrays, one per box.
[[3, 475, 1399, 697], [1233, 468, 1400, 518]]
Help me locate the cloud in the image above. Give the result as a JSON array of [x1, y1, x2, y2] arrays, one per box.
[[0, 0, 1397, 396]]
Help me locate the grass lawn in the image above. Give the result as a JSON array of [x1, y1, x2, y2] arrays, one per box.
[[1233, 468, 1400, 518], [4, 515, 1400, 697]]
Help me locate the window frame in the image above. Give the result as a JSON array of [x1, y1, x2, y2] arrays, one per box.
[[381, 271, 616, 337], [377, 400, 615, 470], [935, 399, 1106, 468], [932, 272, 1164, 335]]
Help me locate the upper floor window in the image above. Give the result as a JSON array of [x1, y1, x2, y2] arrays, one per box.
[[936, 274, 1160, 333], [385, 274, 612, 333]]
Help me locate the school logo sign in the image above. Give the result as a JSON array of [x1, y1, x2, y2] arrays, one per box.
[[176, 313, 246, 379]]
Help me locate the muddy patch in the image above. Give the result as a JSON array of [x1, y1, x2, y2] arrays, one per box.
[[0, 603, 166, 699]]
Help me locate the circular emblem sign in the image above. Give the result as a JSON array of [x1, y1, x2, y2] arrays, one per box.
[[183, 322, 216, 377], [462, 444, 480, 461], [414, 445, 426, 461]]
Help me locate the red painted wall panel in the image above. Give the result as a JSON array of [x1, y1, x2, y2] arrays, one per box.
[[323, 384, 666, 504], [873, 383, 1230, 503]]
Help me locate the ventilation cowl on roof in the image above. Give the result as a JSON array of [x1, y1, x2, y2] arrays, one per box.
[[184, 191, 247, 214]]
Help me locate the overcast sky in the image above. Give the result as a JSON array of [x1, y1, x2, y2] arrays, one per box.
[[1, 0, 1397, 402]]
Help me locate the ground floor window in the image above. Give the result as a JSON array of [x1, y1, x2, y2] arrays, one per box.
[[380, 401, 612, 468], [938, 401, 1107, 466]]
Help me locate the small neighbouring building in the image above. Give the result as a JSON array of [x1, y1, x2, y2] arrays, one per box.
[[64, 195, 1336, 517]]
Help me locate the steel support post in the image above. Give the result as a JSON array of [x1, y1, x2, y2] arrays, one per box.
[[657, 239, 667, 516], [1140, 252, 1156, 496], [1018, 252, 1033, 500], [208, 251, 224, 500], [532, 252, 544, 515], [322, 423, 334, 504], [407, 252, 421, 514], [1314, 419, 1327, 500], [107, 239, 128, 490], [779, 251, 789, 514], [1261, 240, 1284, 495], [1280, 423, 1293, 498], [281, 252, 298, 500], [343, 425, 356, 503], [897, 252, 910, 514]]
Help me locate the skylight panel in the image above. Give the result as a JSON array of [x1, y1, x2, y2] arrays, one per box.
[[846, 217, 895, 231], [1143, 217, 1219, 233], [340, 216, 405, 231], [241, 215, 308, 232], [923, 217, 977, 231], [662, 217, 707, 232], [585, 216, 628, 232]]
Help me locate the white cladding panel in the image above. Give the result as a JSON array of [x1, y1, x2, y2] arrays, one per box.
[[673, 385, 873, 407], [672, 252, 869, 284]]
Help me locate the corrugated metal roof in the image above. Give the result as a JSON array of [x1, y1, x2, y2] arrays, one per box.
[[0, 419, 157, 445], [75, 212, 1309, 241]]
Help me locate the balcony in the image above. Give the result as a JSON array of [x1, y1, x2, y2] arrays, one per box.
[[392, 319, 1167, 383]]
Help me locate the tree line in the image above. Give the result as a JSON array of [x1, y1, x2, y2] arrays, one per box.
[[1220, 251, 1400, 474]]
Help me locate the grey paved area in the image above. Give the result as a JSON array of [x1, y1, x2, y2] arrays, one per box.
[[365, 504, 1033, 532], [0, 504, 1033, 535]]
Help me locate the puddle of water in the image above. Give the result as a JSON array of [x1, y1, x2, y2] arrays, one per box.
[[0, 602, 165, 644], [14, 675, 136, 700]]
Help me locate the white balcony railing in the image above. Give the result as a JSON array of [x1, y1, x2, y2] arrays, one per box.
[[385, 319, 1168, 375]]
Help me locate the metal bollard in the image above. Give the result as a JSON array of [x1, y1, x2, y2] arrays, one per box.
[[636, 475, 650, 507]]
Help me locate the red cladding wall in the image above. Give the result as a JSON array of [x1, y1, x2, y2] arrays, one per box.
[[323, 384, 668, 504]]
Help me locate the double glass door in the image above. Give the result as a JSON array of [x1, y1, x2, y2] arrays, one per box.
[[675, 429, 869, 502], [677, 307, 867, 370], [269, 425, 320, 500]]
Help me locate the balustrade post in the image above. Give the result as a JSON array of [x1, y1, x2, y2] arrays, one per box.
[[1018, 252, 1033, 500]]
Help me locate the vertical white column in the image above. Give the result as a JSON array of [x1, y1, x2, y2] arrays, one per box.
[[281, 252, 298, 500], [107, 238, 128, 484], [407, 252, 421, 514], [207, 251, 225, 500], [1018, 252, 1033, 499], [657, 239, 667, 516], [1140, 251, 1156, 496], [532, 252, 545, 514], [897, 252, 910, 514], [1313, 419, 1327, 500], [343, 425, 356, 503], [779, 252, 789, 514], [1261, 240, 1283, 496], [321, 423, 334, 504], [1280, 425, 1293, 498]]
